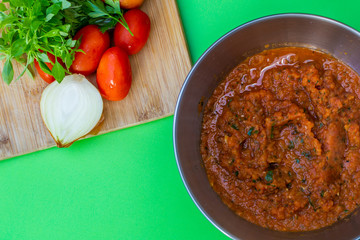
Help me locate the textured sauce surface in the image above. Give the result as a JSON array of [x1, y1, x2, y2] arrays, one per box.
[[200, 47, 360, 231]]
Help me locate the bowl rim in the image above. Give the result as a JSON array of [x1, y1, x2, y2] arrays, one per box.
[[173, 13, 360, 239]]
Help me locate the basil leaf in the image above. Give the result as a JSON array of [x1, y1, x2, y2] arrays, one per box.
[[51, 61, 65, 83], [30, 20, 43, 31], [2, 58, 14, 85], [9, 0, 26, 7], [64, 52, 73, 68], [37, 53, 50, 63], [42, 29, 60, 38], [0, 14, 18, 28], [0, 3, 7, 11], [11, 39, 26, 57], [65, 39, 76, 48], [39, 0, 50, 7], [45, 4, 61, 22], [61, 0, 71, 9], [38, 60, 52, 75]]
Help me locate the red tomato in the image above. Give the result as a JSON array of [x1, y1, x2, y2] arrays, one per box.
[[96, 47, 132, 101], [114, 9, 150, 55], [119, 0, 145, 9], [34, 52, 60, 84], [70, 25, 110, 76]]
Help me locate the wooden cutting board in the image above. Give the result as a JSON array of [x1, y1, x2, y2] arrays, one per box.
[[0, 0, 191, 160]]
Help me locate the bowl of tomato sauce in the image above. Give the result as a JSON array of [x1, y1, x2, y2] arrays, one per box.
[[174, 13, 360, 239]]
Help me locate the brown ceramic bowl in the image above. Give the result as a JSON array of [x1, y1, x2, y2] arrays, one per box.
[[173, 14, 360, 240]]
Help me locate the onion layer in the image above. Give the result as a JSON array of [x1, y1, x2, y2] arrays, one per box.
[[40, 74, 103, 147]]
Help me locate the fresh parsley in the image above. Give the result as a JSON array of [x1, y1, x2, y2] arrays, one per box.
[[0, 0, 130, 84]]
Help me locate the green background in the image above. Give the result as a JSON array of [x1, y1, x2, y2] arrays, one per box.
[[1, 0, 360, 239]]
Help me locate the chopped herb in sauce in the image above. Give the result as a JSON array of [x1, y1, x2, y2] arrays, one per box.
[[248, 127, 255, 136], [231, 124, 239, 130], [227, 99, 233, 108], [308, 197, 316, 211], [320, 190, 325, 198], [288, 140, 295, 149], [200, 47, 360, 231], [270, 126, 274, 139], [302, 151, 311, 159], [265, 171, 273, 182]]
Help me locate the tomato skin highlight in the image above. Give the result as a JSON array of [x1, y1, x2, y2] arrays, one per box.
[[96, 47, 132, 101], [119, 0, 145, 9], [34, 52, 57, 84], [114, 9, 150, 55], [70, 25, 110, 76], [101, 0, 145, 9]]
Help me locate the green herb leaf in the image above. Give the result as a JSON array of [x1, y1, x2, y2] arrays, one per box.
[[9, 0, 26, 8], [61, 0, 71, 9], [2, 58, 14, 85], [0, 3, 7, 11], [52, 61, 65, 83], [247, 127, 255, 136], [288, 140, 295, 149], [105, 0, 120, 12], [308, 197, 316, 211], [1, 0, 131, 84], [302, 151, 311, 159], [231, 124, 239, 130], [270, 126, 274, 139], [11, 39, 27, 57], [265, 171, 273, 182], [86, 1, 108, 18], [38, 60, 52, 75], [37, 53, 51, 63], [46, 3, 62, 21]]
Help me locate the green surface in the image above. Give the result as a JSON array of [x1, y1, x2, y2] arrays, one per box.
[[1, 0, 360, 239]]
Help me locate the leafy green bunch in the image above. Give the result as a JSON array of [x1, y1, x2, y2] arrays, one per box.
[[0, 0, 130, 84]]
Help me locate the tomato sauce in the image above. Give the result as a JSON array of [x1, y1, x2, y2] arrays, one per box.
[[200, 47, 360, 231]]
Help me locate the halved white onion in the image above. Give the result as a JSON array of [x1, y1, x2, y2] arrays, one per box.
[[40, 74, 103, 147]]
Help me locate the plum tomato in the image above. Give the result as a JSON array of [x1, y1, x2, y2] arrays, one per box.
[[34, 52, 63, 84], [119, 0, 145, 9], [70, 25, 110, 76], [114, 9, 150, 55], [96, 47, 132, 101]]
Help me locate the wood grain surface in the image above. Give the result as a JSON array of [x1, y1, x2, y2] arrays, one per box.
[[0, 0, 191, 160]]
